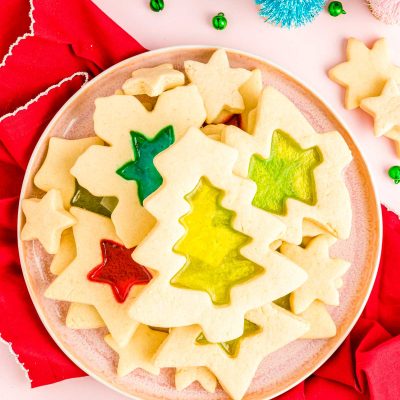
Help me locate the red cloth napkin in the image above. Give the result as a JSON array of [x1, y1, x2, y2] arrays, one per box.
[[0, 0, 399, 398]]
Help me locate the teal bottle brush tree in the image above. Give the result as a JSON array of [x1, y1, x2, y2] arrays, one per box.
[[255, 0, 326, 28]]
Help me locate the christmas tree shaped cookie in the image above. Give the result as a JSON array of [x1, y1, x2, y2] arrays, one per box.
[[155, 305, 309, 400], [71, 85, 206, 248], [223, 86, 352, 244], [130, 127, 307, 343], [45, 207, 152, 346]]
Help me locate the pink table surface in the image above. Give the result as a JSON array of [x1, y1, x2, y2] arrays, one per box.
[[1, 0, 399, 399]]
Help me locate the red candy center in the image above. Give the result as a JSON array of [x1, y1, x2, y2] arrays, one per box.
[[87, 239, 152, 303]]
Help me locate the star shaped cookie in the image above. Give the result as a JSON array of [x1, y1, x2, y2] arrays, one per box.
[[34, 137, 103, 208], [329, 38, 400, 109], [45, 207, 147, 346], [184, 49, 251, 123], [21, 189, 76, 254], [361, 79, 400, 137], [155, 305, 309, 400], [130, 127, 307, 343], [104, 325, 167, 376], [175, 367, 217, 393], [122, 64, 185, 97], [280, 234, 350, 314], [71, 85, 206, 248], [223, 86, 352, 244]]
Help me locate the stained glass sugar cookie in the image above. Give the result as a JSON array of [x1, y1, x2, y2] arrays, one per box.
[[223, 86, 352, 244], [71, 84, 206, 248], [130, 127, 307, 343], [45, 207, 151, 346]]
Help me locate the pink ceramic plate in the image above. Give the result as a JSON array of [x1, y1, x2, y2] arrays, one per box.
[[17, 47, 382, 400]]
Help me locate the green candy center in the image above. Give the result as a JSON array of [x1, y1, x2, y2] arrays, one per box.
[[71, 181, 117, 218], [248, 129, 323, 216], [116, 125, 175, 205]]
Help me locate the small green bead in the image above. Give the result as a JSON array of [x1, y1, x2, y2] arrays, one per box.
[[150, 0, 164, 12], [388, 166, 400, 184], [328, 1, 346, 17], [212, 12, 227, 30]]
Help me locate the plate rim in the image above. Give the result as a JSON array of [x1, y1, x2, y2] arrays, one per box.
[[17, 45, 383, 400]]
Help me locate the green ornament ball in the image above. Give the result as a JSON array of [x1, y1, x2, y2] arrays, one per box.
[[212, 12, 227, 30], [388, 165, 400, 184], [328, 1, 346, 17], [150, 0, 164, 12]]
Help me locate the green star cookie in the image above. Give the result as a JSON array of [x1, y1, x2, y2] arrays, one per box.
[[116, 125, 175, 205]]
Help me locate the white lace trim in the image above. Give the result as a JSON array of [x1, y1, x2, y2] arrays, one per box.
[[0, 0, 35, 69], [0, 71, 90, 123], [0, 0, 89, 123]]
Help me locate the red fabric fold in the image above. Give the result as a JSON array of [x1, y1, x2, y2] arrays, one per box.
[[0, 0, 399, 398]]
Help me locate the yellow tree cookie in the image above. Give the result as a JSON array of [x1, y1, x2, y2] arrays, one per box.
[[104, 325, 167, 376], [155, 305, 309, 400], [21, 189, 76, 254], [122, 64, 185, 97], [223, 86, 352, 244], [130, 127, 307, 343], [71, 85, 206, 248], [329, 38, 400, 110], [184, 49, 251, 123], [175, 367, 217, 393], [280, 234, 350, 314], [45, 207, 151, 346], [34, 137, 103, 208]]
